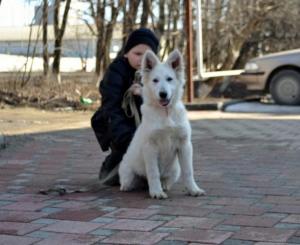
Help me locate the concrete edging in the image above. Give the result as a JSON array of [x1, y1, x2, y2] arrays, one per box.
[[219, 98, 261, 111], [0, 133, 6, 149]]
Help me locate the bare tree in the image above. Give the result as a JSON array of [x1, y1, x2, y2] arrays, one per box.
[[201, 0, 283, 73], [121, 0, 141, 49], [87, 0, 125, 76], [155, 0, 166, 40], [140, 0, 151, 27], [102, 0, 124, 70], [159, 0, 183, 59], [52, 0, 72, 79]]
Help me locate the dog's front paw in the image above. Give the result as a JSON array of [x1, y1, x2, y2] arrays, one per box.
[[161, 181, 171, 192], [150, 190, 168, 199], [120, 185, 132, 192], [187, 186, 206, 197]]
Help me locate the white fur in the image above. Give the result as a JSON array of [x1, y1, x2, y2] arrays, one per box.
[[119, 49, 205, 199]]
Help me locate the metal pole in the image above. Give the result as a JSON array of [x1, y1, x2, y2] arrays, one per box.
[[186, 0, 194, 103], [196, 0, 203, 80]]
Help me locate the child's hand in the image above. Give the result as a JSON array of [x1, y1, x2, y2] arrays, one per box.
[[130, 83, 142, 96]]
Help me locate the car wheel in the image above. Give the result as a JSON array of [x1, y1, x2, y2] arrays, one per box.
[[270, 70, 300, 105]]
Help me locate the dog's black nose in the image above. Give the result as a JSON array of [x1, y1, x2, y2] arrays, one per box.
[[159, 91, 168, 99]]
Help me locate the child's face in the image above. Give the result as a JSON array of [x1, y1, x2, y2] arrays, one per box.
[[124, 44, 151, 70]]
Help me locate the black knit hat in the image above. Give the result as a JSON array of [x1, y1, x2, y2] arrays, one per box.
[[124, 28, 159, 54]]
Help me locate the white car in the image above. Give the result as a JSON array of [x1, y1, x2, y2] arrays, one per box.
[[239, 49, 300, 105]]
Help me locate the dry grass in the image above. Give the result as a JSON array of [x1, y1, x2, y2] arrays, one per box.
[[0, 72, 101, 110]]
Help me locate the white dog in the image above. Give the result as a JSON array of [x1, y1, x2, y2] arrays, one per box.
[[118, 49, 205, 199]]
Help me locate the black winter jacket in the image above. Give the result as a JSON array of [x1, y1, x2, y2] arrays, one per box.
[[91, 56, 142, 152]]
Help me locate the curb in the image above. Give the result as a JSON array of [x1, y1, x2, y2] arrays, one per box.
[[219, 98, 261, 111], [185, 97, 262, 112], [0, 133, 6, 149], [185, 102, 220, 111]]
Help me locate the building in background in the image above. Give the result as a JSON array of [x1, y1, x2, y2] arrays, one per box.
[[33, 0, 91, 26], [0, 1, 123, 72]]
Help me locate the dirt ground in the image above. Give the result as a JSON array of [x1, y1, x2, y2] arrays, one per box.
[[0, 72, 99, 148], [0, 105, 93, 136], [0, 105, 94, 153]]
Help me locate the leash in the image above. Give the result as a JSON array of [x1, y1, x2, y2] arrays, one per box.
[[122, 88, 141, 126], [122, 70, 142, 127]]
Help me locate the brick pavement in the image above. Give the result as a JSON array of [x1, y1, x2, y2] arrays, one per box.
[[1, 111, 300, 244]]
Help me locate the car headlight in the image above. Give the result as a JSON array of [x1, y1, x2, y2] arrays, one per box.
[[245, 62, 259, 72]]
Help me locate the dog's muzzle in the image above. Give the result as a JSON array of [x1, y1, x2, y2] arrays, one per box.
[[159, 91, 170, 107]]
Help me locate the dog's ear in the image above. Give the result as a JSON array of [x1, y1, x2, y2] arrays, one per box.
[[166, 49, 184, 72], [142, 50, 159, 72]]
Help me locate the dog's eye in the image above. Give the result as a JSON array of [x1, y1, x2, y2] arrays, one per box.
[[153, 78, 159, 83], [167, 77, 173, 82]]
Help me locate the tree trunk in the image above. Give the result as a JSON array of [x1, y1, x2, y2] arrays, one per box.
[[140, 0, 151, 27], [122, 0, 141, 48], [156, 0, 165, 40], [102, 0, 125, 71], [52, 0, 72, 77]]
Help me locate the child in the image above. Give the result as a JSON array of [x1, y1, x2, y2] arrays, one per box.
[[91, 28, 159, 186]]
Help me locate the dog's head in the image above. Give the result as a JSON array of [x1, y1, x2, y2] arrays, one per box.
[[141, 49, 185, 108]]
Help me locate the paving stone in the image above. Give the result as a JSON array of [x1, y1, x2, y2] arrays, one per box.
[[154, 227, 180, 233], [262, 213, 288, 219], [222, 215, 281, 227], [287, 236, 300, 244], [40, 207, 64, 214], [158, 206, 211, 217], [52, 200, 87, 209], [0, 221, 44, 235], [216, 205, 266, 216], [149, 214, 177, 221], [6, 186, 24, 190], [281, 214, 300, 223], [233, 227, 295, 242], [210, 198, 257, 206], [214, 224, 241, 232], [102, 231, 168, 245], [44, 199, 65, 205], [47, 208, 106, 221], [271, 205, 300, 214], [60, 193, 99, 202], [0, 200, 14, 207], [164, 216, 222, 229], [274, 223, 300, 229], [91, 217, 116, 224], [27, 230, 55, 239], [166, 229, 233, 243], [222, 239, 254, 245], [103, 218, 164, 231], [41, 220, 104, 234], [33, 233, 105, 245], [31, 218, 59, 224], [98, 206, 118, 212], [0, 234, 40, 245], [155, 240, 188, 245], [2, 201, 49, 211], [255, 243, 295, 245], [261, 196, 300, 206], [2, 111, 300, 244], [89, 228, 117, 236], [0, 210, 46, 222], [104, 208, 158, 219]]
